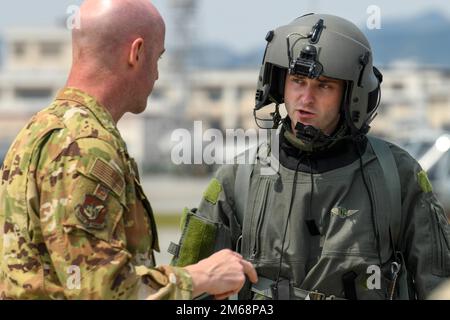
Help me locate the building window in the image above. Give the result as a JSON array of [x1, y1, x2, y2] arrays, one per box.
[[207, 87, 222, 101], [236, 86, 252, 100], [391, 82, 404, 90], [40, 42, 62, 57], [210, 119, 222, 131], [236, 86, 244, 100], [15, 88, 52, 100], [429, 95, 448, 105], [14, 42, 26, 57]]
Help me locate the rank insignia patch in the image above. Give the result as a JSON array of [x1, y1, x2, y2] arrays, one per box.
[[75, 194, 107, 229]]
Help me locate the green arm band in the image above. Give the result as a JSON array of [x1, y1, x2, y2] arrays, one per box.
[[171, 208, 217, 267]]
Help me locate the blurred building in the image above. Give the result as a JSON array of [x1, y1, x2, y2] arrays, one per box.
[[1, 26, 450, 172], [373, 63, 450, 138], [0, 28, 69, 145], [151, 69, 257, 129]]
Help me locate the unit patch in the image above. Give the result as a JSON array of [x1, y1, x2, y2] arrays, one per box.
[[75, 194, 107, 229]]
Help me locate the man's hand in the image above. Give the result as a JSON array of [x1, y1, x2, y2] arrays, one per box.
[[184, 249, 258, 299]]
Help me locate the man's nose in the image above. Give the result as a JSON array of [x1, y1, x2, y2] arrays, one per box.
[[301, 85, 315, 105]]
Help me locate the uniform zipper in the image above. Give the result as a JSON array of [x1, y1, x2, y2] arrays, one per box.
[[250, 180, 271, 259]]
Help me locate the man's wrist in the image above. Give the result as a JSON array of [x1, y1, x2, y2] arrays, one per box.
[[184, 264, 209, 298]]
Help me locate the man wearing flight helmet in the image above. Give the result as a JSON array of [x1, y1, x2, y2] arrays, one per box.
[[170, 14, 450, 300]]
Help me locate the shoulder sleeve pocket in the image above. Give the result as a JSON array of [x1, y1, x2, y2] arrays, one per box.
[[61, 157, 127, 243]]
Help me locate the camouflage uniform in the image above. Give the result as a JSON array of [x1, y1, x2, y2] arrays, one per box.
[[0, 88, 192, 299]]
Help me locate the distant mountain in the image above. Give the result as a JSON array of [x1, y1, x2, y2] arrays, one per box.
[[363, 11, 450, 67], [190, 10, 450, 69]]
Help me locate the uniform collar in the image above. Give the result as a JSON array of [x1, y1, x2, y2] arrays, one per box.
[[55, 87, 119, 136], [279, 125, 367, 173]]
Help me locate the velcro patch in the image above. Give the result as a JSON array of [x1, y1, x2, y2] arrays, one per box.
[[417, 170, 433, 193], [203, 178, 222, 205], [89, 158, 125, 197], [180, 207, 190, 231]]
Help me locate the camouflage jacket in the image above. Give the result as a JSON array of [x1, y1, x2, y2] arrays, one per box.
[[0, 88, 192, 299]]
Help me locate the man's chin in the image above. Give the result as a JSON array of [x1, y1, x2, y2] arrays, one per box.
[[131, 103, 148, 115]]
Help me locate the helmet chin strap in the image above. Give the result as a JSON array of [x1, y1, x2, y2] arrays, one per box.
[[283, 117, 353, 153], [294, 122, 331, 145]]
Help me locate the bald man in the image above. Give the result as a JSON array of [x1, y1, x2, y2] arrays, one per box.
[[0, 0, 257, 300]]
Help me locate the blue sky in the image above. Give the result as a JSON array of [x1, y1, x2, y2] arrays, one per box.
[[1, 0, 450, 52]]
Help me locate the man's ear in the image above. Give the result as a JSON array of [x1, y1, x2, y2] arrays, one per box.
[[128, 38, 144, 66]]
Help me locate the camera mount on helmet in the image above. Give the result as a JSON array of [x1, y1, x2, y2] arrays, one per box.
[[288, 44, 323, 79]]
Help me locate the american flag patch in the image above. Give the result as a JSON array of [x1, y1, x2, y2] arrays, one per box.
[[89, 158, 125, 197]]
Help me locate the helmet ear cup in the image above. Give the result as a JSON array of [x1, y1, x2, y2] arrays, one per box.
[[269, 66, 287, 105], [367, 87, 379, 113], [255, 64, 287, 110], [367, 66, 383, 113]]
